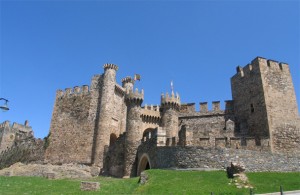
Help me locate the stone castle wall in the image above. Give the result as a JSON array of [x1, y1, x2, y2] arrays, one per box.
[[258, 58, 300, 153], [178, 101, 235, 147], [272, 120, 300, 155], [0, 121, 44, 169], [103, 133, 126, 178], [45, 68, 128, 168], [231, 57, 300, 153], [45, 85, 95, 164], [231, 59, 269, 137], [0, 121, 33, 153], [0, 121, 14, 152], [111, 84, 127, 136], [0, 137, 45, 169], [137, 138, 299, 173]]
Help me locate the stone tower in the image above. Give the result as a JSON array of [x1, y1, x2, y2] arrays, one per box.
[[231, 57, 299, 152], [123, 88, 144, 177], [92, 63, 118, 173], [122, 77, 134, 93], [161, 91, 181, 145]]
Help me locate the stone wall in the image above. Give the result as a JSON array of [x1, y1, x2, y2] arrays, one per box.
[[45, 85, 94, 164], [177, 102, 242, 148], [141, 105, 161, 132], [231, 57, 300, 153], [231, 59, 269, 137], [257, 58, 300, 152], [272, 120, 300, 155], [0, 137, 45, 169], [0, 121, 33, 153], [137, 139, 300, 173], [112, 84, 126, 136], [179, 103, 195, 114], [103, 133, 126, 177], [0, 121, 14, 152]]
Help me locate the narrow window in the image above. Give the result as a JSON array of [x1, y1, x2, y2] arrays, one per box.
[[250, 104, 254, 113]]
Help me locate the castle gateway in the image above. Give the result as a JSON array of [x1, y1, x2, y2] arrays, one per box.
[[45, 57, 300, 177]]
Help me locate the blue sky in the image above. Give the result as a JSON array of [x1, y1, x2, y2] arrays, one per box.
[[0, 1, 299, 138]]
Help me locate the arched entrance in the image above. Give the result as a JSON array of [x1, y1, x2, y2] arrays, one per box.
[[142, 128, 156, 141], [137, 153, 151, 176]]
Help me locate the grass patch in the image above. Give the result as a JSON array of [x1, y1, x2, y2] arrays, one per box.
[[0, 170, 299, 194], [0, 176, 139, 195], [247, 172, 300, 194], [134, 169, 248, 194]]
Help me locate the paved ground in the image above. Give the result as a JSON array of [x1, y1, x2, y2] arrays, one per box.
[[257, 190, 300, 195]]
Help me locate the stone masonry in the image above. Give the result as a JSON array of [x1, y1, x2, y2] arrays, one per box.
[[0, 121, 45, 169], [43, 57, 300, 177]]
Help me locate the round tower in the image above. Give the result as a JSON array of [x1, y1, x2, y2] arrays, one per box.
[[123, 88, 144, 177], [161, 91, 180, 143], [92, 63, 118, 174], [122, 76, 134, 93]]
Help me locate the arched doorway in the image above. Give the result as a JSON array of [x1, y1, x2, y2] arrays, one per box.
[[109, 133, 117, 146], [142, 128, 156, 141], [137, 153, 151, 176]]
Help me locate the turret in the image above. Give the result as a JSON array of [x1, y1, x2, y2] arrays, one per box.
[[92, 63, 118, 174], [161, 91, 181, 145], [123, 88, 144, 177], [122, 76, 134, 93]]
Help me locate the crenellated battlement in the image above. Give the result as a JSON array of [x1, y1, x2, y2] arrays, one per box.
[[179, 100, 234, 114], [0, 121, 32, 133], [122, 76, 134, 93], [0, 121, 10, 129], [234, 57, 289, 78], [186, 136, 270, 151], [125, 88, 144, 105], [161, 92, 181, 109], [56, 85, 90, 98], [103, 63, 118, 71], [122, 76, 134, 84], [141, 104, 161, 119], [12, 122, 31, 131]]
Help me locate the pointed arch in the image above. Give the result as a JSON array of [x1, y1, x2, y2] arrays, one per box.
[[137, 153, 151, 176]]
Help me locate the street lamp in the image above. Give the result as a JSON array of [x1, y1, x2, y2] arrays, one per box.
[[0, 98, 9, 111]]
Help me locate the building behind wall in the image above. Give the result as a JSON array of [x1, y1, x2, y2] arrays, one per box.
[[45, 56, 300, 177]]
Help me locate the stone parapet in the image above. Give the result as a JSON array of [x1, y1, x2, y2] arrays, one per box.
[[141, 106, 161, 118], [122, 76, 134, 84], [161, 92, 180, 110], [103, 63, 118, 71], [55, 85, 90, 98], [125, 88, 144, 105], [0, 121, 10, 129]]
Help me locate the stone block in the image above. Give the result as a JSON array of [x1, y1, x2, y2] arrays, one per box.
[[4, 171, 13, 176], [45, 172, 56, 179], [80, 181, 100, 191]]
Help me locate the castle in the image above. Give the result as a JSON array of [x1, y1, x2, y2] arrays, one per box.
[[44, 57, 300, 177]]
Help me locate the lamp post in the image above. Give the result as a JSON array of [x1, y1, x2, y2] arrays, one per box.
[[0, 98, 9, 111]]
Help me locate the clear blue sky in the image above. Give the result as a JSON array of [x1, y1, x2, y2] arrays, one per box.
[[0, 1, 299, 138]]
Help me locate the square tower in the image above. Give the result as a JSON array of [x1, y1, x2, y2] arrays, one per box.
[[231, 57, 299, 152]]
